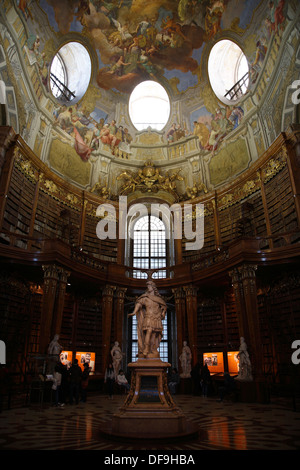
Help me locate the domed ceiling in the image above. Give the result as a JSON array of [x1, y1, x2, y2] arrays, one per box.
[[38, 0, 261, 92], [0, 0, 298, 200]]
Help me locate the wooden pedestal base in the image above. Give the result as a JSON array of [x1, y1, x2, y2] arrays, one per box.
[[103, 358, 199, 440]]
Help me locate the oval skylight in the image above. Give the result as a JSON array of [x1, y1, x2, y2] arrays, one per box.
[[50, 41, 91, 104], [129, 81, 170, 131], [208, 40, 249, 103]]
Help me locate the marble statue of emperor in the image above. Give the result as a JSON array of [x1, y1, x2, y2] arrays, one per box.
[[129, 280, 167, 358]]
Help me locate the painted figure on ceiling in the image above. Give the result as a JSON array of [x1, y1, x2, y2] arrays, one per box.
[[18, 0, 32, 20], [24, 34, 49, 89], [42, 0, 233, 93]]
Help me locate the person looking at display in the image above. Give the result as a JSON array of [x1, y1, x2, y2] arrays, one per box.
[[116, 369, 130, 392]]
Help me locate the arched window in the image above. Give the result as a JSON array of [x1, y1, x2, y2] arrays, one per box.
[[208, 39, 249, 103], [132, 214, 167, 279], [129, 80, 170, 131], [50, 41, 91, 104], [126, 212, 176, 364]]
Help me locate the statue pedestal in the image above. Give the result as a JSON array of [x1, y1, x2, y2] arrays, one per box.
[[104, 358, 198, 440]]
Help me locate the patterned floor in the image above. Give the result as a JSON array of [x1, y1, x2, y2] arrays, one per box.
[[0, 392, 299, 451]]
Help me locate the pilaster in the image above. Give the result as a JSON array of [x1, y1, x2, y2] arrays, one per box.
[[102, 285, 116, 371]]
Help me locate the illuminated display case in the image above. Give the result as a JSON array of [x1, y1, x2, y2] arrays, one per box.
[[227, 351, 240, 374], [60, 351, 73, 367], [75, 351, 96, 374], [203, 352, 224, 373]]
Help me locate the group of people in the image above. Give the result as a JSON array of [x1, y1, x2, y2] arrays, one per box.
[[47, 335, 91, 407], [51, 358, 91, 407]]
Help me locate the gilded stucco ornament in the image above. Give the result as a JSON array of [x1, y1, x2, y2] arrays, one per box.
[[185, 181, 208, 200], [90, 182, 110, 199], [116, 161, 183, 200]]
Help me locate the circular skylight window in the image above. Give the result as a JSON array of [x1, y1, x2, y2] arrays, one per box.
[[129, 81, 170, 131], [208, 40, 249, 104], [50, 42, 91, 104]]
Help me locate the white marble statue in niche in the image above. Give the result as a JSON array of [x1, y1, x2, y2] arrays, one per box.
[[235, 337, 253, 382], [111, 341, 123, 377], [179, 341, 192, 378]]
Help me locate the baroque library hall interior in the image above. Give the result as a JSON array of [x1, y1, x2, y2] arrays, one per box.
[[0, 0, 300, 453]]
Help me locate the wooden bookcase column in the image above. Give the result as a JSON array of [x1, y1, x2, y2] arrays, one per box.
[[229, 264, 263, 378], [257, 168, 273, 249], [115, 287, 127, 347], [173, 287, 186, 358], [183, 285, 198, 366], [284, 128, 300, 227], [0, 145, 17, 230], [101, 285, 116, 372], [39, 264, 70, 354]]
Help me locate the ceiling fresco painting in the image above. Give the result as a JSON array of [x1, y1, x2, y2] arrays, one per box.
[[1, 0, 297, 192], [35, 0, 264, 94]]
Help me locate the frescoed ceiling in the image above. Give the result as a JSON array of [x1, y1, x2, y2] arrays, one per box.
[[29, 0, 262, 94], [1, 0, 298, 194]]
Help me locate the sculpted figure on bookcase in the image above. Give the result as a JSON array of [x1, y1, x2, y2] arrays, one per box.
[[47, 334, 62, 357], [111, 341, 124, 377], [179, 341, 192, 378], [235, 337, 253, 382], [47, 334, 63, 374], [128, 281, 167, 359]]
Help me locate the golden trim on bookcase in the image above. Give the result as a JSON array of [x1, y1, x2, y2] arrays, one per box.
[[65, 193, 79, 206], [218, 151, 286, 211], [219, 176, 260, 210], [85, 201, 117, 221], [261, 154, 286, 183], [38, 178, 81, 211], [204, 201, 214, 216], [44, 179, 58, 194], [14, 149, 82, 211], [14, 151, 37, 182]]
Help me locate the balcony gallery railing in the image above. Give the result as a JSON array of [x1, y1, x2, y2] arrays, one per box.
[[0, 228, 299, 284], [224, 71, 250, 100]]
